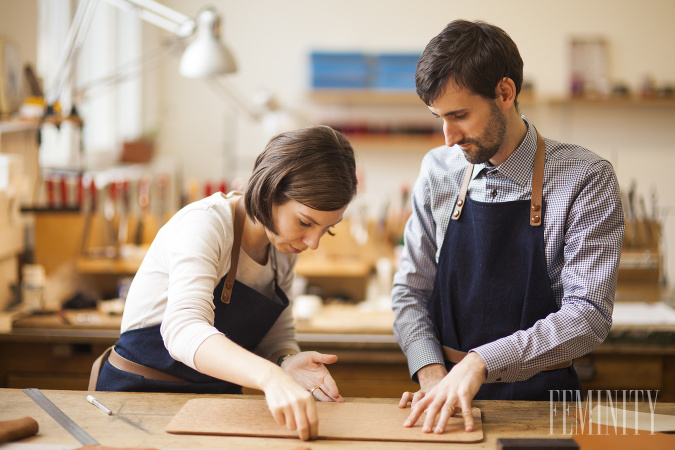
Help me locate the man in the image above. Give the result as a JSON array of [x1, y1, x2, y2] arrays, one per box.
[[392, 19, 624, 434]]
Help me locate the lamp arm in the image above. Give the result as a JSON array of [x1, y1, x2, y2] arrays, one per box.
[[46, 0, 200, 107], [45, 0, 98, 106], [207, 78, 263, 121], [102, 0, 196, 37]]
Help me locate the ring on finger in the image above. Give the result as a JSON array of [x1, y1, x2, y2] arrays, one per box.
[[310, 386, 321, 395], [442, 404, 456, 414]]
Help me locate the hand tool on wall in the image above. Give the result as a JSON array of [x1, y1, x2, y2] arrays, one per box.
[[79, 175, 96, 255], [117, 179, 130, 248], [134, 175, 151, 245]]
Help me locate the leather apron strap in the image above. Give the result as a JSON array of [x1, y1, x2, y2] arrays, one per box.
[[221, 196, 246, 303], [451, 129, 546, 227], [88, 346, 113, 391]]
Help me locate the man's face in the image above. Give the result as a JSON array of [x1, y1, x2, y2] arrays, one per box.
[[428, 81, 507, 165]]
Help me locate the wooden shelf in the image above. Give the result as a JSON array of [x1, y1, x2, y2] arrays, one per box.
[[0, 118, 39, 133], [347, 133, 444, 150], [549, 96, 675, 107], [76, 256, 142, 275], [308, 89, 424, 106]]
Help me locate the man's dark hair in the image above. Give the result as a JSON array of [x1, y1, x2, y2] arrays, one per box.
[[416, 19, 524, 107]]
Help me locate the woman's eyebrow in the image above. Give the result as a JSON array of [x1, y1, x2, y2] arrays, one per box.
[[299, 212, 343, 227]]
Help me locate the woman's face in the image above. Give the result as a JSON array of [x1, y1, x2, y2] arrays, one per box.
[[266, 200, 347, 254]]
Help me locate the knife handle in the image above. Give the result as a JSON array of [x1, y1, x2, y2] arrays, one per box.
[[0, 417, 39, 443]]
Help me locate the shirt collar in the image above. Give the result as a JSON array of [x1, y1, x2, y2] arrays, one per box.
[[471, 115, 538, 187]]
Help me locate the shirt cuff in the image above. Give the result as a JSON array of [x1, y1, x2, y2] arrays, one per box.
[[403, 340, 445, 382], [471, 340, 521, 383]]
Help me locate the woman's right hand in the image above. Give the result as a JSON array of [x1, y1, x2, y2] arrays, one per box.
[[262, 371, 319, 440]]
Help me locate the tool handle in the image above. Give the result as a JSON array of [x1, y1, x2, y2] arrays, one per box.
[[0, 417, 39, 443]]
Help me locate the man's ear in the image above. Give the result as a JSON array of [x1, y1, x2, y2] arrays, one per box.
[[495, 77, 517, 109]]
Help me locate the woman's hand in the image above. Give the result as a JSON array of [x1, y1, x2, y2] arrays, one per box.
[[281, 351, 345, 403], [261, 371, 319, 441]]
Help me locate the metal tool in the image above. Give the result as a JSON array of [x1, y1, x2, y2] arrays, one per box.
[[23, 388, 100, 445]]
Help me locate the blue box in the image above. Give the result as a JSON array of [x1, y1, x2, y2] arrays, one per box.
[[310, 52, 373, 89], [374, 53, 421, 90]]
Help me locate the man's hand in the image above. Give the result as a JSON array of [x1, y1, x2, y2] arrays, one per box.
[[402, 352, 487, 433], [398, 363, 447, 410]]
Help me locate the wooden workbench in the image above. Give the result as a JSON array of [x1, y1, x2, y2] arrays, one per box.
[[1, 303, 674, 400], [5, 389, 673, 449]]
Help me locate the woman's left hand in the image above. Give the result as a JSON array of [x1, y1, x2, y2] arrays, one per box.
[[281, 351, 345, 402]]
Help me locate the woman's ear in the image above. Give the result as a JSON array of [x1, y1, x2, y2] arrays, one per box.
[[495, 77, 517, 109]]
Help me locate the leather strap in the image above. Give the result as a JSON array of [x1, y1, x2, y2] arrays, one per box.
[[451, 128, 546, 227], [108, 346, 188, 383], [442, 345, 572, 372], [221, 196, 246, 304], [530, 131, 546, 226], [88, 346, 113, 391], [451, 162, 474, 221]]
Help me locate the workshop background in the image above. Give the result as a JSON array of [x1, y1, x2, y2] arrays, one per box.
[[1, 0, 674, 398]]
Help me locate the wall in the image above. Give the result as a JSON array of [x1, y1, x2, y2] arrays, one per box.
[[2, 1, 675, 286], [0, 0, 37, 93], [155, 0, 675, 285]]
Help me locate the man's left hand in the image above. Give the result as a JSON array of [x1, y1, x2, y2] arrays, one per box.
[[403, 352, 487, 433]]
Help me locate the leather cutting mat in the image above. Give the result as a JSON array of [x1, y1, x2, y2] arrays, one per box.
[[165, 398, 483, 443]]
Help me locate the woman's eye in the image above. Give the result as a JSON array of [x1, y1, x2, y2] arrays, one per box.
[[299, 220, 311, 228]]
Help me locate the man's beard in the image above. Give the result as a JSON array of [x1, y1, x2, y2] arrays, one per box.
[[458, 102, 507, 165]]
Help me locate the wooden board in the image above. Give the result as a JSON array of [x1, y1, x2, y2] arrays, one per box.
[[165, 398, 483, 443]]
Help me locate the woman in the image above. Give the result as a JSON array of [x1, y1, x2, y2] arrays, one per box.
[[92, 125, 358, 441]]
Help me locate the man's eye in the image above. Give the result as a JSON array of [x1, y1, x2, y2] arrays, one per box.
[[454, 114, 467, 120]]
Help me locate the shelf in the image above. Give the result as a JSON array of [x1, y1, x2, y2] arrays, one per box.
[[346, 133, 444, 150], [76, 256, 142, 275], [549, 96, 675, 107], [0, 118, 39, 134], [308, 89, 423, 106]]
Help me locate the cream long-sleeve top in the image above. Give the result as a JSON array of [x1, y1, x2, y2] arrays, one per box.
[[120, 192, 300, 371]]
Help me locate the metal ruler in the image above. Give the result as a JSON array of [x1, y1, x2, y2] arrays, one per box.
[[23, 388, 100, 446]]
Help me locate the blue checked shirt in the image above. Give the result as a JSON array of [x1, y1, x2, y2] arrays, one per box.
[[392, 116, 624, 384]]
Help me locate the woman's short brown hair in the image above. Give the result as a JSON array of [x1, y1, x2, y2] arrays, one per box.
[[245, 125, 357, 234]]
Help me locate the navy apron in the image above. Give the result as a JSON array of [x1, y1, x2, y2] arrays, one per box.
[[97, 197, 288, 393], [427, 131, 581, 400]]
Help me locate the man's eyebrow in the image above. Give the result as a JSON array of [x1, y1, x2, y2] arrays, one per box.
[[430, 108, 467, 118]]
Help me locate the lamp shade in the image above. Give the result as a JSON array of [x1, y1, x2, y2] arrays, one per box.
[[179, 9, 237, 78]]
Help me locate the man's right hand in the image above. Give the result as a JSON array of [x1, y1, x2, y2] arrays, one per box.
[[398, 363, 447, 408]]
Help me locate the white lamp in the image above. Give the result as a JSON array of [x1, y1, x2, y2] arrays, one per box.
[[179, 8, 236, 78], [45, 0, 238, 107]]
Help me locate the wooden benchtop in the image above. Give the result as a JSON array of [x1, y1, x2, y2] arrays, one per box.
[[6, 389, 673, 449]]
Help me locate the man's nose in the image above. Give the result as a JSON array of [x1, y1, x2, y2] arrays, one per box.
[[443, 121, 460, 147]]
